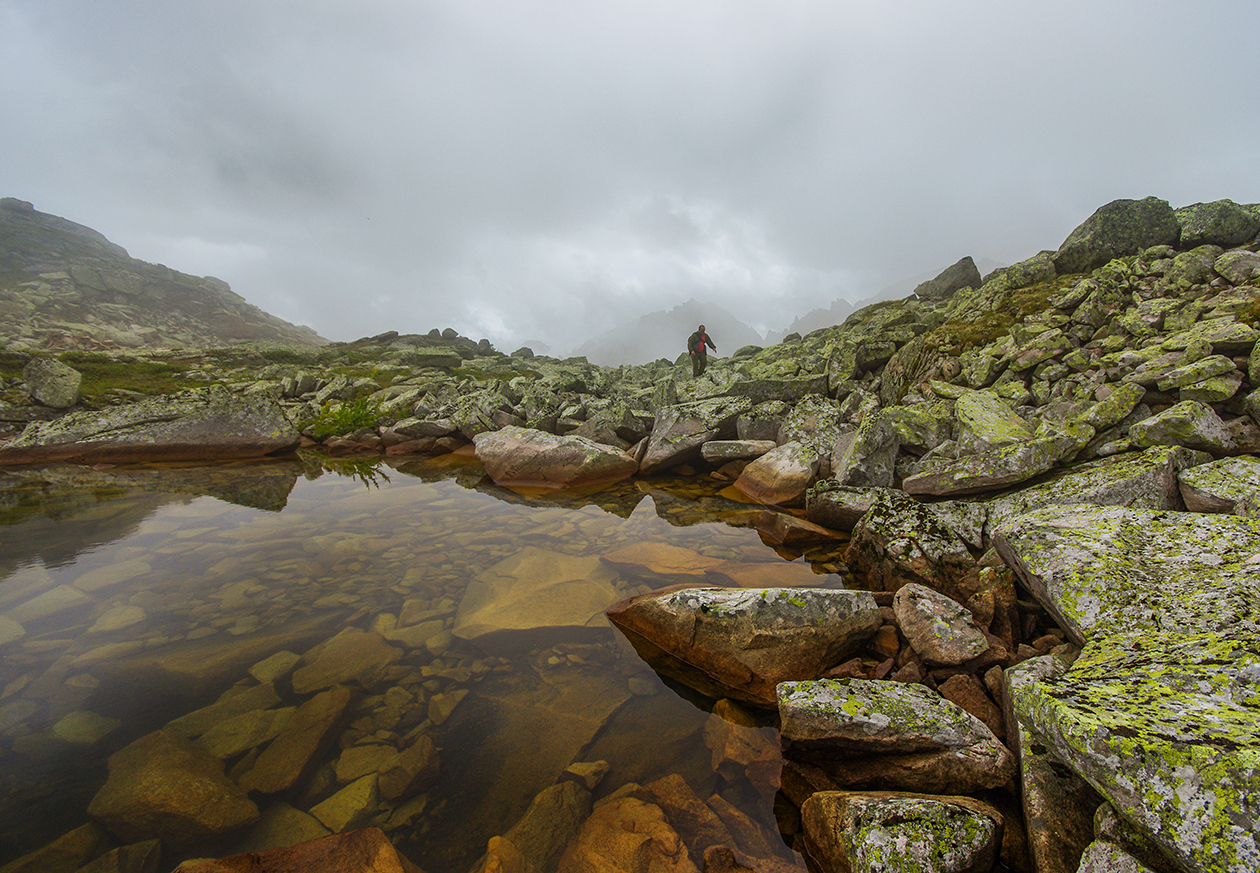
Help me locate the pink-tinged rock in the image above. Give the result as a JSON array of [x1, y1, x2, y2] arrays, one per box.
[[606, 586, 881, 708], [733, 442, 819, 506], [473, 425, 638, 489], [893, 583, 991, 666]]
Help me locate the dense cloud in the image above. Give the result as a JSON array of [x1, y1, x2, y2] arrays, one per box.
[[3, 0, 1258, 353]]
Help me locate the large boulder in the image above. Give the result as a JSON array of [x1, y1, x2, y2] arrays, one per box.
[[0, 386, 299, 465], [640, 397, 752, 474], [801, 791, 1003, 873], [954, 391, 1032, 454], [22, 357, 82, 408], [86, 730, 259, 846], [913, 256, 982, 301], [605, 587, 882, 707], [1128, 399, 1236, 455], [1012, 629, 1260, 873], [831, 408, 899, 488], [777, 679, 1016, 794], [1175, 199, 1260, 248], [732, 441, 819, 505], [994, 505, 1260, 644], [844, 489, 983, 609], [473, 426, 638, 489], [1052, 197, 1179, 274]]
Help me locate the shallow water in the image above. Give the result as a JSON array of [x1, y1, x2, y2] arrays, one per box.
[[0, 453, 847, 871]]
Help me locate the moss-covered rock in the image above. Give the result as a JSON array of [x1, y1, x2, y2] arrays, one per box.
[[777, 678, 1016, 793], [1178, 454, 1260, 515], [994, 505, 1260, 644], [981, 444, 1210, 537], [955, 390, 1033, 454], [639, 396, 752, 474], [1128, 399, 1236, 455], [1012, 628, 1260, 873], [605, 587, 882, 708], [801, 791, 1003, 873], [1176, 199, 1260, 248], [1052, 197, 1179, 275]]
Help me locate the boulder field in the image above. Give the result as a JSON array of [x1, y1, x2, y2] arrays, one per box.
[[1, 196, 1259, 872]]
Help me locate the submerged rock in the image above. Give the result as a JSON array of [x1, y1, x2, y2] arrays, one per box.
[[453, 547, 621, 651], [86, 730, 258, 846], [606, 587, 881, 707], [175, 827, 421, 873], [557, 796, 697, 873]]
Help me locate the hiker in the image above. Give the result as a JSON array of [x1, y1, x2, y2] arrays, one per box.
[[687, 325, 716, 377]]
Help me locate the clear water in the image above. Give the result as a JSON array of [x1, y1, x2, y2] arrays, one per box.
[[0, 453, 847, 871]]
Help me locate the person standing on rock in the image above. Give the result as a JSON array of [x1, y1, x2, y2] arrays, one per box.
[[687, 325, 717, 377]]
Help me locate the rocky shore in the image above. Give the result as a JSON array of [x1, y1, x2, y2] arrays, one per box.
[[2, 195, 1259, 873]]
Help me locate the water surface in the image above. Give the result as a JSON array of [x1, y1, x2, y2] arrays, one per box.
[[0, 454, 847, 871]]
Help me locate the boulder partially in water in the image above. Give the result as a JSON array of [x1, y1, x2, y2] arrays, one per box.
[[472, 425, 638, 489], [732, 441, 818, 505], [639, 397, 751, 475], [606, 587, 882, 708], [777, 678, 1016, 794], [0, 386, 298, 465]]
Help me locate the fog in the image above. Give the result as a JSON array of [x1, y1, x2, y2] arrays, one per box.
[[3, 0, 1258, 354]]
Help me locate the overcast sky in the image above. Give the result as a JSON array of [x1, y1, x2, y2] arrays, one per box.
[[3, 1, 1258, 353]]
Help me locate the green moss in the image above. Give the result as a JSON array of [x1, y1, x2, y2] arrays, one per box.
[[926, 274, 1080, 355], [54, 352, 200, 399]]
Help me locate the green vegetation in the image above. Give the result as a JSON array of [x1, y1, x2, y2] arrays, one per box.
[[55, 351, 199, 399], [307, 396, 382, 441], [926, 274, 1081, 355]]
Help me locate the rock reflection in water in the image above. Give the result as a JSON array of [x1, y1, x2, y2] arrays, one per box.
[[0, 454, 811, 873]]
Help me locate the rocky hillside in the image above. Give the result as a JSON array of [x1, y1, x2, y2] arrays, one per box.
[[2, 194, 1260, 872], [0, 197, 325, 352]]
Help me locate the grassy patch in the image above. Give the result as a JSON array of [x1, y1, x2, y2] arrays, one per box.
[[926, 274, 1080, 355], [49, 352, 200, 399]]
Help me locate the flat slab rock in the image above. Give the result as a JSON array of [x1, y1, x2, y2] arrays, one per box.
[[777, 678, 1015, 794], [993, 504, 1260, 644], [981, 445, 1211, 539], [0, 385, 299, 465], [1012, 628, 1260, 873], [605, 587, 881, 708]]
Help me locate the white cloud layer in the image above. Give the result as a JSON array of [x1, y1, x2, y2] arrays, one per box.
[[3, 0, 1258, 352]]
